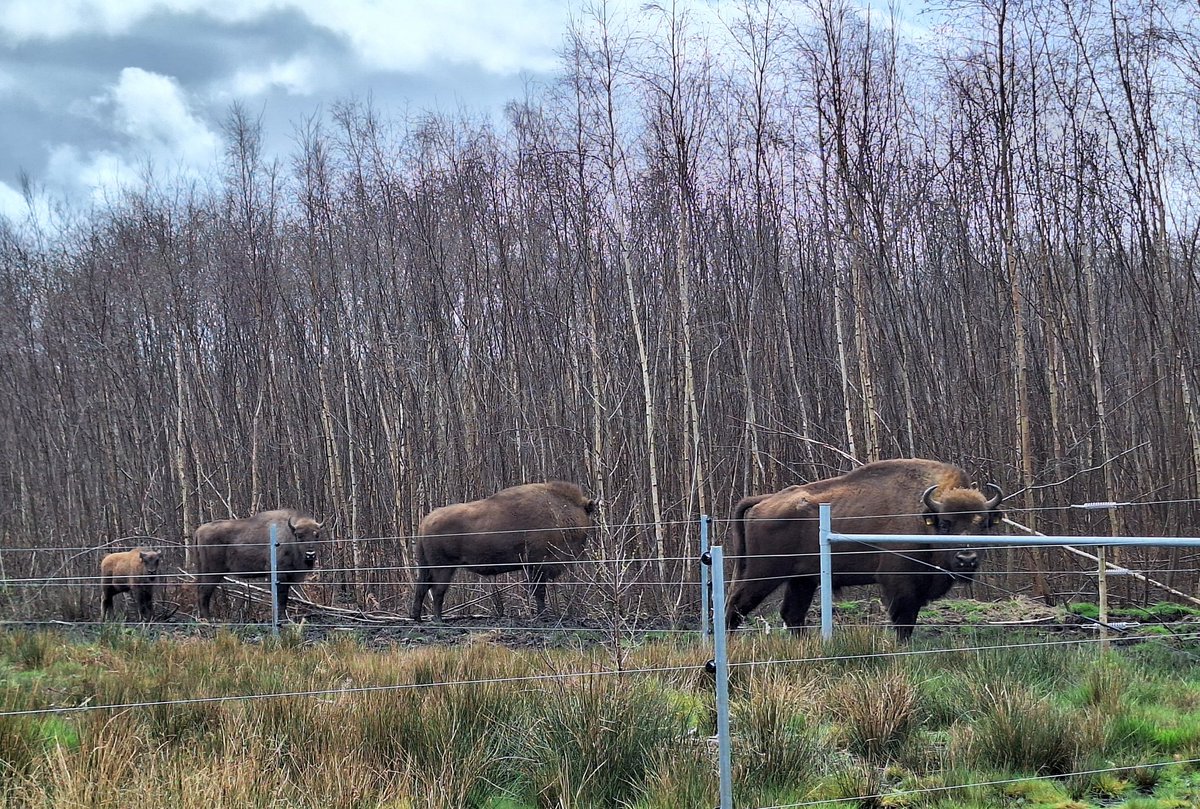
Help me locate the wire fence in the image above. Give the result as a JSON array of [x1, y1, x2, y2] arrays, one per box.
[[5, 500, 1200, 809], [4, 497, 1200, 631]]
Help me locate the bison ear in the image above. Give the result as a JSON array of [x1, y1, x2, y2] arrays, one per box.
[[584, 499, 597, 515]]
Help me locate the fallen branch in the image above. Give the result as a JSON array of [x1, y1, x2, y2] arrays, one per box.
[[1003, 517, 1200, 609]]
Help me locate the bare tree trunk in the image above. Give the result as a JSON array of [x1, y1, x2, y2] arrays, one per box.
[[172, 331, 195, 568]]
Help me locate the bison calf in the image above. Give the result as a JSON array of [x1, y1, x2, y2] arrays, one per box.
[[411, 481, 597, 622], [100, 548, 162, 621], [193, 510, 323, 621]]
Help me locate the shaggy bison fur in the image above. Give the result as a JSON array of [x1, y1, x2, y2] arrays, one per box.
[[411, 481, 597, 622], [193, 510, 323, 620], [100, 548, 162, 621], [726, 459, 1004, 640]]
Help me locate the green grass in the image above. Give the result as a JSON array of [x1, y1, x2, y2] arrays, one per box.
[[2, 628, 1200, 807], [1067, 602, 1200, 622]]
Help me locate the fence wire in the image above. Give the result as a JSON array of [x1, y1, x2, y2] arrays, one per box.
[[5, 504, 1200, 808]]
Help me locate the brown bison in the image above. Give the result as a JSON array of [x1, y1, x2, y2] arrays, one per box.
[[726, 459, 1004, 640], [193, 510, 323, 620], [100, 548, 162, 621], [411, 481, 597, 622]]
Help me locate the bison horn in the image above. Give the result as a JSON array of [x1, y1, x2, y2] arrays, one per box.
[[984, 483, 1004, 509], [287, 516, 298, 532], [922, 485, 941, 511]]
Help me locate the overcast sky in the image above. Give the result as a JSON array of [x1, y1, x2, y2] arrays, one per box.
[[0, 0, 592, 224]]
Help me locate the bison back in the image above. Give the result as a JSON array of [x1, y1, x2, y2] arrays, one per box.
[[416, 482, 593, 573], [416, 504, 530, 573], [193, 513, 292, 575]]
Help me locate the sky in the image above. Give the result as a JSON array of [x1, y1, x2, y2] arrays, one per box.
[[0, 0, 583, 225], [0, 0, 935, 229]]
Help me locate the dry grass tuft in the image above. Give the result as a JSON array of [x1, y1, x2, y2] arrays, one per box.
[[829, 666, 922, 763]]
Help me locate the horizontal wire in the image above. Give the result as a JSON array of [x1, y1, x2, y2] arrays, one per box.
[[730, 631, 1200, 670], [5, 629, 1197, 720], [0, 661, 703, 719], [7, 495, 1199, 556], [755, 756, 1200, 809], [0, 619, 709, 633], [0, 518, 697, 555], [0, 553, 706, 568], [5, 541, 1196, 581], [11, 565, 1200, 589]]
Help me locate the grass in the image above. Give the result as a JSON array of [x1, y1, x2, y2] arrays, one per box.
[[2, 627, 1200, 807], [1067, 602, 1200, 622]]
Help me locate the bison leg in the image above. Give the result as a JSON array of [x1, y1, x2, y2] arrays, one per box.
[[410, 567, 433, 621], [195, 575, 220, 620], [885, 595, 922, 642], [529, 580, 548, 618], [428, 568, 457, 622], [101, 588, 117, 621], [527, 567, 550, 618], [135, 587, 154, 622], [490, 585, 506, 618], [779, 577, 818, 631], [277, 582, 292, 621], [724, 577, 780, 631]]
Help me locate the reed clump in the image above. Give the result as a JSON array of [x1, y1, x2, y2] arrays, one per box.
[[3, 628, 1200, 807]]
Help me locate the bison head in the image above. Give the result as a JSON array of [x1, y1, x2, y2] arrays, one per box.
[[138, 550, 162, 574], [287, 516, 323, 569], [921, 484, 1004, 578]]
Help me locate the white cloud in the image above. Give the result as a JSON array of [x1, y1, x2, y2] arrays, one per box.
[[23, 68, 220, 211], [0, 0, 283, 42], [226, 55, 319, 97], [1, 0, 567, 75], [0, 180, 30, 223], [295, 0, 566, 74], [103, 67, 219, 165], [45, 144, 139, 204]]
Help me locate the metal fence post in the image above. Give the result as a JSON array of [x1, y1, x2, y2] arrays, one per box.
[[819, 503, 834, 640], [705, 544, 734, 809], [1098, 546, 1109, 650], [269, 522, 280, 637], [700, 515, 711, 639]]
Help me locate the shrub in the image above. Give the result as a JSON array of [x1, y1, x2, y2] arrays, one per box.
[[955, 680, 1093, 775], [733, 668, 823, 793], [830, 667, 922, 764]]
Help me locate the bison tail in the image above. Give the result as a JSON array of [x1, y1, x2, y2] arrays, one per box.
[[728, 495, 762, 580]]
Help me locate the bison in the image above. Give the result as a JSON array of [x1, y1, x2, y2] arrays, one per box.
[[725, 459, 1004, 640], [193, 510, 323, 620], [100, 548, 162, 621], [411, 481, 597, 622]]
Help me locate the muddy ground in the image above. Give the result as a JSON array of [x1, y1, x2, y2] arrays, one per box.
[[8, 594, 1180, 653]]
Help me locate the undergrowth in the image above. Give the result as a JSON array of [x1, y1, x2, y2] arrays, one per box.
[[2, 628, 1200, 807]]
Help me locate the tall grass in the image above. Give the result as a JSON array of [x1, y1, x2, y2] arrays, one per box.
[[3, 628, 1200, 807]]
